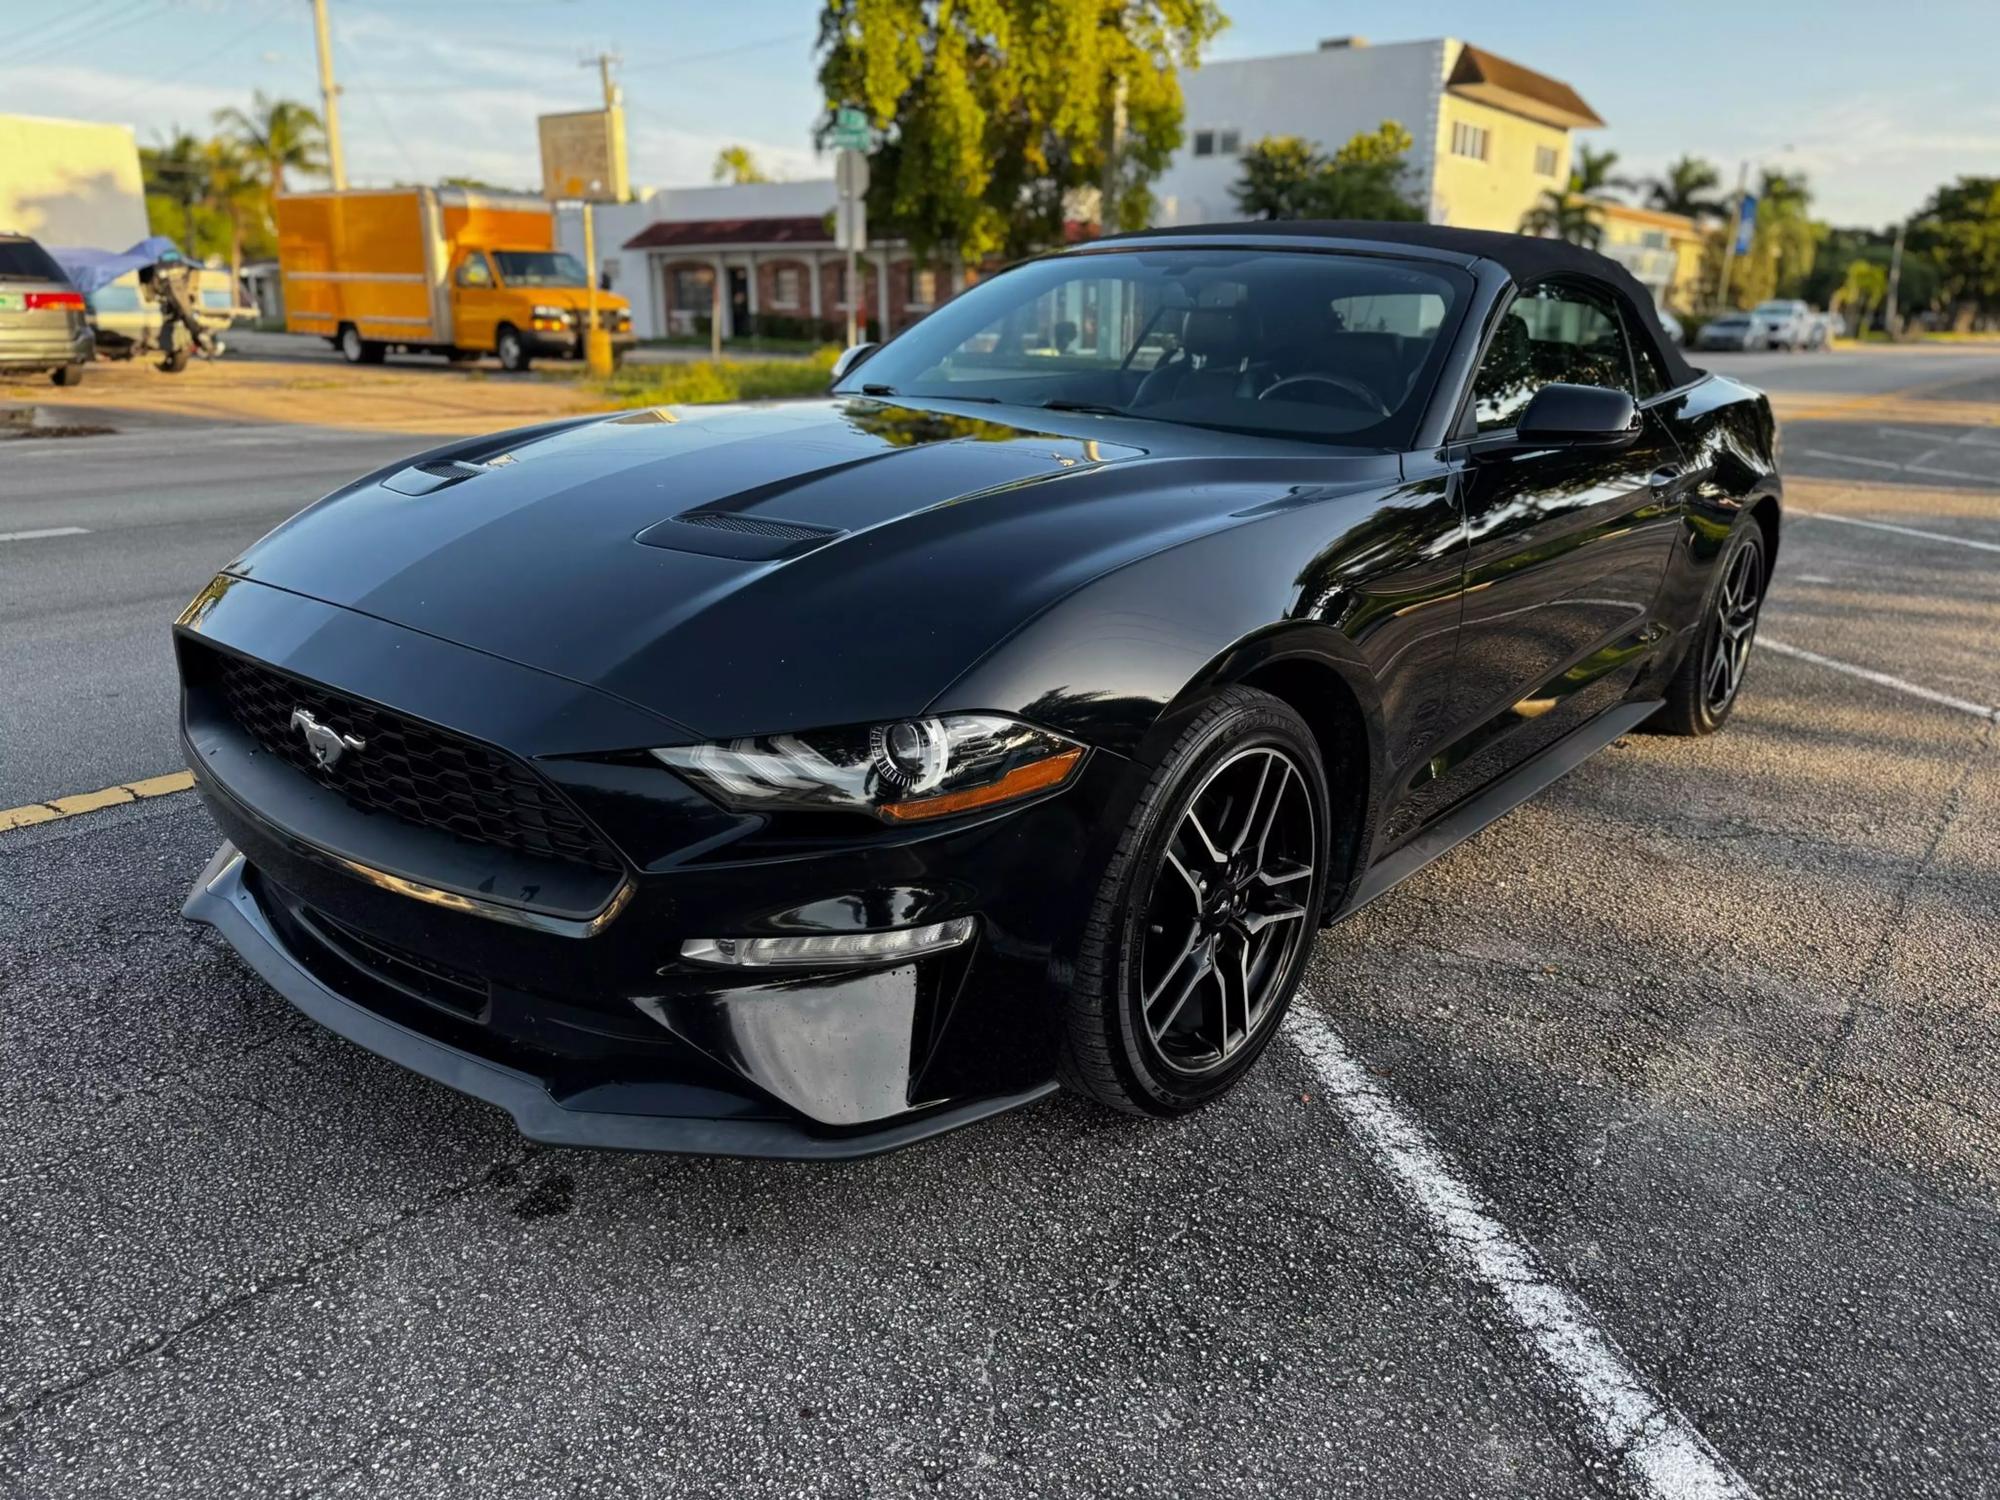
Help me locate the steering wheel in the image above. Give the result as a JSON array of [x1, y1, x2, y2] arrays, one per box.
[[1257, 372, 1390, 418]]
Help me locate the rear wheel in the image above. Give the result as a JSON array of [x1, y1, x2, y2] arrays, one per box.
[[496, 326, 531, 373], [1649, 524, 1767, 736], [1060, 688, 1329, 1116], [49, 363, 85, 387], [338, 325, 384, 365]]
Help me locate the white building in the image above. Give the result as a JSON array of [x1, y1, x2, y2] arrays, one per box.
[[1154, 37, 1604, 235], [560, 179, 947, 343], [0, 113, 149, 250]]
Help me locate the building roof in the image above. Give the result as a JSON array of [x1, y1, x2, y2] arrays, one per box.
[[623, 215, 832, 252], [1590, 198, 1705, 239], [1447, 44, 1605, 130]]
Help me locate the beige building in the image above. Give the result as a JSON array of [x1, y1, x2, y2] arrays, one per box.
[[1592, 200, 1706, 311], [1155, 36, 1604, 235], [0, 113, 149, 249]]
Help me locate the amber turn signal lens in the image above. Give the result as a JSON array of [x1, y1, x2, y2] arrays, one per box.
[[880, 748, 1083, 821]]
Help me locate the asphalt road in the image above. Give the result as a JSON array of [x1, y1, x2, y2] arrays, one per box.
[[3, 345, 1998, 1498]]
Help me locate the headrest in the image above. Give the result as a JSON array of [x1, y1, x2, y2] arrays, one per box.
[[1183, 307, 1245, 363]]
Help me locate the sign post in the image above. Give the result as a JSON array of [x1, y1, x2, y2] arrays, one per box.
[[832, 107, 872, 347]]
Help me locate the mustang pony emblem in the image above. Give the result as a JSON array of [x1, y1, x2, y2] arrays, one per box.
[[290, 708, 365, 771]]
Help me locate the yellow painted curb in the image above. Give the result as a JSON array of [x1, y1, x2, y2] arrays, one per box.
[[0, 770, 195, 832]]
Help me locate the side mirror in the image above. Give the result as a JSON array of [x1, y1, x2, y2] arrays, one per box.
[[1514, 383, 1640, 448], [829, 342, 879, 384]]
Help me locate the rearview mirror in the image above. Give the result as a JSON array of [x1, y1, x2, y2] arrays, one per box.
[[1514, 383, 1640, 448], [830, 342, 879, 384]]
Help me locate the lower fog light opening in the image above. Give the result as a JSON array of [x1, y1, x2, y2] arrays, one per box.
[[679, 917, 977, 969]]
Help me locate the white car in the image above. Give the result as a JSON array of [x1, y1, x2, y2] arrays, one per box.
[[1751, 299, 1813, 351], [1694, 312, 1768, 352]]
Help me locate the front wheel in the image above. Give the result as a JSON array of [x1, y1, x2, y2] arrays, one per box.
[[1060, 688, 1329, 1116], [1648, 523, 1768, 736], [496, 326, 531, 373]]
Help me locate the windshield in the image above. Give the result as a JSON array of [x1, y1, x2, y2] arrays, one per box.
[[491, 250, 587, 287], [1754, 302, 1801, 316], [834, 248, 1469, 447]]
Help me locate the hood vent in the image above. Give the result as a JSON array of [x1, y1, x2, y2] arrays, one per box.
[[380, 459, 492, 496], [636, 510, 841, 562]]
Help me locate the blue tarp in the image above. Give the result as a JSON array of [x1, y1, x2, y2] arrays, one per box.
[[47, 236, 184, 295]]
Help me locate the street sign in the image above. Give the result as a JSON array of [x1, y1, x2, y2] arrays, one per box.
[[1734, 194, 1757, 255], [835, 149, 870, 199], [830, 105, 871, 153], [538, 107, 629, 203], [836, 191, 868, 251]]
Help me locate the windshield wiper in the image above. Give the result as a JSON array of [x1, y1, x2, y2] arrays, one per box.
[[1038, 399, 1130, 417], [860, 382, 898, 396]]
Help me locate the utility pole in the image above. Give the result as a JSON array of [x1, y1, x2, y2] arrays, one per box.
[[308, 0, 348, 190], [1884, 219, 1907, 340], [580, 51, 630, 203], [1715, 160, 1747, 312]]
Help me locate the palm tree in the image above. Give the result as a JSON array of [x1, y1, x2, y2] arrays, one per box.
[[1521, 189, 1603, 249], [141, 129, 213, 256], [203, 138, 264, 283], [214, 92, 325, 198], [712, 145, 772, 185], [1647, 155, 1723, 219], [1570, 145, 1634, 200]]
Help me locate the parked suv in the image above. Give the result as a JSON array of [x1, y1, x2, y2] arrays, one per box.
[[0, 232, 91, 385]]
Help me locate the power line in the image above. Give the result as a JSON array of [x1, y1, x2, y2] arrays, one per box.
[[11, 0, 168, 70]]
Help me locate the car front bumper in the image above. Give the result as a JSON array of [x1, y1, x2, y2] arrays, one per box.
[[176, 576, 1117, 1157], [521, 329, 637, 359]]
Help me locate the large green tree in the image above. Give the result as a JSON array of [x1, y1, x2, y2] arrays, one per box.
[[1519, 146, 1636, 249], [1913, 176, 2000, 326], [1230, 123, 1421, 222], [815, 0, 1226, 264]]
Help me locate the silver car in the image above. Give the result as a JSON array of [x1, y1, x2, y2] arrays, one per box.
[[0, 233, 92, 386], [1694, 313, 1767, 352]]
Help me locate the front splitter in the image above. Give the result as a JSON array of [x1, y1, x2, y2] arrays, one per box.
[[182, 842, 1058, 1160]]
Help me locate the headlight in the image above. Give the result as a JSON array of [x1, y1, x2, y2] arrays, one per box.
[[531, 304, 569, 320], [651, 713, 1084, 822]]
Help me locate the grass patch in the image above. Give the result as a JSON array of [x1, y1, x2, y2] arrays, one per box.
[[599, 346, 839, 407]]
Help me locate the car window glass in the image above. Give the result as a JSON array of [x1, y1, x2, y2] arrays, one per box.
[[837, 248, 1470, 449], [1473, 280, 1636, 432], [0, 239, 67, 281], [456, 254, 493, 289], [1624, 308, 1670, 398]]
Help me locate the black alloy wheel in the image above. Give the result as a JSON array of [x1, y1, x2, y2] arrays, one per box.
[[1061, 688, 1330, 1115], [1649, 524, 1768, 736]]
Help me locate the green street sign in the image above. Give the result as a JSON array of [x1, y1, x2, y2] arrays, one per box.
[[831, 105, 870, 152]]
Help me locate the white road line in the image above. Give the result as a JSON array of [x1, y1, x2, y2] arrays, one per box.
[[1799, 448, 1903, 471], [1283, 1008, 1760, 1500], [1905, 461, 1999, 483], [1787, 509, 2000, 555], [1760, 637, 1997, 720], [0, 526, 89, 543]]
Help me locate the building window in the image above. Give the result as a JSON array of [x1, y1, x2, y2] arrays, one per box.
[[669, 266, 710, 309], [1217, 128, 1240, 155], [1639, 230, 1667, 250], [773, 266, 802, 306], [907, 267, 937, 307], [1535, 144, 1559, 177], [1192, 129, 1215, 157], [1451, 121, 1489, 161]]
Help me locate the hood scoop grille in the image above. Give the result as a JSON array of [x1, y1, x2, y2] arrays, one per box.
[[636, 510, 842, 562], [380, 459, 494, 496]]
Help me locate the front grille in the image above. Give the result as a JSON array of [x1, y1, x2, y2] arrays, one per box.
[[196, 644, 622, 871]]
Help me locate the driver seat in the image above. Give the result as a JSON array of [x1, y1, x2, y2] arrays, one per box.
[[1135, 308, 1252, 405]]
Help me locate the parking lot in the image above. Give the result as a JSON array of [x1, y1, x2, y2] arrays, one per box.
[[3, 344, 1997, 1498]]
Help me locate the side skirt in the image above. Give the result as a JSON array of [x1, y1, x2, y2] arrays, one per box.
[[1339, 699, 1660, 920]]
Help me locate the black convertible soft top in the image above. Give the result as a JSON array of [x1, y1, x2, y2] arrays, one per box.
[[1101, 219, 1700, 391]]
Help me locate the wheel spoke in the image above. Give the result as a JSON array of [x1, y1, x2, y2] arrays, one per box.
[[1253, 857, 1313, 887], [1162, 848, 1203, 904], [1184, 808, 1228, 869], [1145, 934, 1213, 1040], [1230, 755, 1272, 855], [1239, 901, 1307, 935]]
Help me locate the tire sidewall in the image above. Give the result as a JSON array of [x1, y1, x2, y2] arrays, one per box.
[[1104, 696, 1330, 1113], [339, 326, 364, 364], [497, 328, 525, 371], [1694, 523, 1767, 732]]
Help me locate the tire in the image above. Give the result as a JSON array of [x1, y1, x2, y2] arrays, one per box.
[[159, 348, 190, 374], [338, 326, 384, 365], [49, 363, 85, 387], [496, 326, 531, 373], [1059, 687, 1330, 1117], [1648, 523, 1768, 737]]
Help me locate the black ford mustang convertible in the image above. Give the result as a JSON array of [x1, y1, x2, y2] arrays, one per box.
[[179, 222, 1779, 1157]]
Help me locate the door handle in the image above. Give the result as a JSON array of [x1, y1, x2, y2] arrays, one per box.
[[1647, 467, 1681, 490]]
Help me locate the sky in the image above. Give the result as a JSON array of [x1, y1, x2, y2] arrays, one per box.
[[2, 0, 1995, 228]]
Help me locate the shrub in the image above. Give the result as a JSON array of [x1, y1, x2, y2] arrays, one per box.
[[599, 346, 841, 407]]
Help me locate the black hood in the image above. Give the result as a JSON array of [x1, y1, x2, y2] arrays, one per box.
[[229, 399, 1397, 740]]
